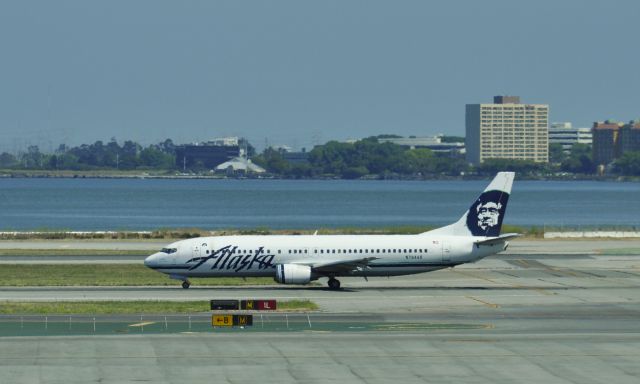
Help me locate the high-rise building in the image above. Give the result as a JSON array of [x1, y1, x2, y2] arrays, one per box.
[[592, 120, 640, 167], [549, 122, 592, 152], [466, 96, 549, 165]]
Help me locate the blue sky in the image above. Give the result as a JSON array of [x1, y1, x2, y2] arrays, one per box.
[[1, 0, 639, 152]]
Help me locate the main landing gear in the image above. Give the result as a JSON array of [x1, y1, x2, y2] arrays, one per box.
[[181, 281, 191, 289], [327, 278, 341, 290]]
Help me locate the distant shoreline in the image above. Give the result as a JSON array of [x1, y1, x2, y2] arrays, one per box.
[[1, 169, 637, 182]]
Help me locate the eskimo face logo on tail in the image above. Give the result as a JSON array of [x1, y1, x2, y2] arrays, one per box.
[[466, 190, 509, 237]]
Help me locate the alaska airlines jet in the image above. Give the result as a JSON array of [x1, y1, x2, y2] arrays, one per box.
[[144, 172, 517, 289]]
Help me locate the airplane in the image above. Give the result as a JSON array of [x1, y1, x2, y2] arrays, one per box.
[[144, 172, 517, 289]]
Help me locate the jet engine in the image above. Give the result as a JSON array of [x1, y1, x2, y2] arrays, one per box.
[[274, 264, 312, 284]]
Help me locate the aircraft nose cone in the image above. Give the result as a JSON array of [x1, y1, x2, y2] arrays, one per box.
[[144, 253, 159, 268]]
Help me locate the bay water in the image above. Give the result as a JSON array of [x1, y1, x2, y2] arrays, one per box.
[[0, 178, 638, 231]]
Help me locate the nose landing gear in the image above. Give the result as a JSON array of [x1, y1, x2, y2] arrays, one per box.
[[327, 278, 341, 290], [169, 274, 191, 289]]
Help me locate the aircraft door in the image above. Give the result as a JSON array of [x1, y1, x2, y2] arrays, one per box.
[[193, 244, 201, 258], [442, 241, 451, 263], [302, 248, 310, 258], [312, 247, 320, 258]]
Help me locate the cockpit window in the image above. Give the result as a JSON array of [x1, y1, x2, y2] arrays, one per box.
[[160, 248, 178, 254]]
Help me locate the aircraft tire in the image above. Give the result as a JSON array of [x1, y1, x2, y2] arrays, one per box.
[[328, 278, 341, 290], [182, 281, 191, 289]]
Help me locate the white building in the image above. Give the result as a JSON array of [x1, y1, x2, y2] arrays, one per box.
[[215, 157, 266, 174], [548, 122, 592, 152], [208, 137, 239, 147], [466, 96, 549, 165], [378, 136, 465, 154]]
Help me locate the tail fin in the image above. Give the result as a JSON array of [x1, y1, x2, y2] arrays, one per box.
[[423, 172, 514, 237]]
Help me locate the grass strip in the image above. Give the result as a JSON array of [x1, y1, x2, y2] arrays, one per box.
[[596, 248, 640, 255], [0, 300, 318, 314], [0, 264, 275, 286], [275, 299, 319, 312]]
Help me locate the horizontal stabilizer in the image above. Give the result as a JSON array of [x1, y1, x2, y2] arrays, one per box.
[[474, 233, 521, 246]]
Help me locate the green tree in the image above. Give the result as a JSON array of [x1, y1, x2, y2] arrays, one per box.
[[549, 143, 567, 164], [561, 143, 593, 174], [139, 146, 175, 168], [614, 151, 640, 175], [477, 158, 546, 175], [56, 153, 81, 169], [253, 148, 291, 174], [21, 146, 45, 168], [119, 141, 141, 169], [343, 166, 369, 179], [286, 163, 313, 178], [0, 152, 18, 168]]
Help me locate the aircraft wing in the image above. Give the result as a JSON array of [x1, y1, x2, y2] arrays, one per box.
[[474, 233, 521, 246], [293, 257, 379, 274]]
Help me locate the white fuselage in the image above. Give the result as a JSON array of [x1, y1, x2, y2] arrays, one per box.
[[144, 234, 506, 280]]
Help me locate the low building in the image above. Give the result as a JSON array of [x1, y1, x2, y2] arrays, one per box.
[[549, 122, 592, 152], [175, 137, 241, 170], [378, 136, 465, 155]]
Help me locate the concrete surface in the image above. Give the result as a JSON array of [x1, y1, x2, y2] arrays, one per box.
[[0, 240, 639, 383], [1, 332, 639, 384]]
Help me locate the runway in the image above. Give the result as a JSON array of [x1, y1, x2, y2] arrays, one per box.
[[1, 240, 640, 383]]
